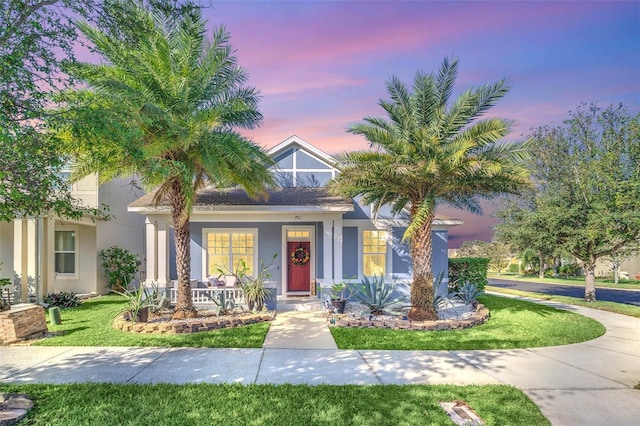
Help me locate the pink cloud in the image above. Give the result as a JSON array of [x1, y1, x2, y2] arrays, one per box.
[[259, 74, 366, 96]]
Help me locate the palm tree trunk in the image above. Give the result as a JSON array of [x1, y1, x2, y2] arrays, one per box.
[[408, 211, 437, 321], [584, 258, 597, 302], [168, 181, 198, 320]]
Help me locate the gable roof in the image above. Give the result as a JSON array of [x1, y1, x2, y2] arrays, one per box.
[[128, 186, 354, 213], [268, 135, 337, 169]]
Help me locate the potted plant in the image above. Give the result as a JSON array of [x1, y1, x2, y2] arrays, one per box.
[[235, 254, 278, 311], [330, 282, 349, 313], [114, 282, 164, 323]]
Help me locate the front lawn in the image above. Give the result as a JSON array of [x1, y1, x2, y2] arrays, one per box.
[[487, 286, 640, 318], [34, 294, 269, 348], [0, 383, 549, 426], [331, 294, 605, 350]]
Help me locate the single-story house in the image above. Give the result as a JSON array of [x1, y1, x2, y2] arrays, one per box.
[[128, 136, 463, 297]]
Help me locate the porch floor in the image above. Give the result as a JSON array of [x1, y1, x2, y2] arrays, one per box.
[[276, 295, 323, 312]]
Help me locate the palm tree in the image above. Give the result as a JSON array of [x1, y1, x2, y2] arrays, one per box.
[[330, 58, 531, 320], [58, 3, 273, 319]]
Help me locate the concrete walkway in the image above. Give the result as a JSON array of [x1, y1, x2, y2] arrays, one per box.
[[263, 310, 337, 349], [1, 296, 639, 425]]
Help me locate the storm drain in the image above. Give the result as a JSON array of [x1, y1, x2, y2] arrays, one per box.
[[439, 401, 484, 426]]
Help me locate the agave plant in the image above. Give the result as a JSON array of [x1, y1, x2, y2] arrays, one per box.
[[457, 282, 484, 306], [355, 275, 407, 315], [433, 291, 459, 310]]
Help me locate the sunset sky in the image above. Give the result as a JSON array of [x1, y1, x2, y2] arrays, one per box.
[[198, 1, 639, 247], [86, 1, 640, 247]]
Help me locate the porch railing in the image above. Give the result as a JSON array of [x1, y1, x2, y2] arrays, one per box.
[[167, 286, 246, 307]]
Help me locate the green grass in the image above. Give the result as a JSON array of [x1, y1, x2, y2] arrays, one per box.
[[331, 294, 605, 350], [487, 285, 640, 318], [0, 383, 549, 426], [489, 272, 640, 289], [34, 294, 269, 347]]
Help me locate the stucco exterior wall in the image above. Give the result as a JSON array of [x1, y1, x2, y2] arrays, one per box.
[[52, 223, 97, 294], [95, 177, 145, 291], [0, 221, 14, 280]]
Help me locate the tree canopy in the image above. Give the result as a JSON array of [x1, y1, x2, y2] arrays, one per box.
[[495, 103, 640, 300], [0, 0, 106, 221], [57, 1, 273, 317]]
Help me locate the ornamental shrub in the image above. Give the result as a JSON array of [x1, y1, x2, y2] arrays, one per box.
[[45, 291, 81, 308], [448, 257, 489, 292], [99, 246, 140, 291], [507, 263, 520, 273]]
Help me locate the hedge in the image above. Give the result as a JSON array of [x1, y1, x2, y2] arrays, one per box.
[[448, 257, 489, 291]]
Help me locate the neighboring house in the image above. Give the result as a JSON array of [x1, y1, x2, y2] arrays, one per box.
[[595, 255, 640, 280], [0, 175, 145, 303], [128, 136, 463, 297]]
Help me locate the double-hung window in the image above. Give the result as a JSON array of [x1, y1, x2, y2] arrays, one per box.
[[205, 230, 256, 276], [54, 230, 76, 275], [362, 229, 387, 277]]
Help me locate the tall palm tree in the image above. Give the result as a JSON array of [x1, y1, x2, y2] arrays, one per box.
[[57, 3, 273, 319], [330, 58, 531, 320]]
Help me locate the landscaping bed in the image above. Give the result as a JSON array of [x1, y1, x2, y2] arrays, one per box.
[[33, 295, 270, 348], [326, 303, 490, 331], [113, 309, 275, 334]]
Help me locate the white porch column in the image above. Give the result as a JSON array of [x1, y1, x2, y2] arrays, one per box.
[[42, 216, 55, 300], [322, 220, 333, 283], [333, 219, 343, 282], [13, 218, 28, 302], [156, 221, 168, 285], [145, 218, 157, 282]]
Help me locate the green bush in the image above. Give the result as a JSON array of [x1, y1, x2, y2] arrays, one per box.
[[507, 263, 520, 273], [99, 246, 140, 291], [558, 263, 580, 276], [45, 291, 81, 308], [448, 257, 489, 292]]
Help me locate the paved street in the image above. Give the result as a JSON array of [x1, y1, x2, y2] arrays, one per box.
[[489, 278, 640, 306]]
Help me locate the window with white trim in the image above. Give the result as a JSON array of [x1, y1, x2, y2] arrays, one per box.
[[363, 230, 387, 277], [54, 230, 76, 274], [206, 230, 256, 276]]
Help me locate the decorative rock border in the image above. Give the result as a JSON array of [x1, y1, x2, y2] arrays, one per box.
[[0, 304, 48, 345], [112, 312, 275, 334], [0, 393, 34, 425], [328, 304, 490, 331]]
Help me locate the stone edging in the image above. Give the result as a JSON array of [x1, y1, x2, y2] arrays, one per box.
[[112, 312, 275, 334], [0, 393, 34, 425], [328, 304, 490, 331]]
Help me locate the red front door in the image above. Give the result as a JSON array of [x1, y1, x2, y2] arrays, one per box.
[[287, 241, 311, 292]]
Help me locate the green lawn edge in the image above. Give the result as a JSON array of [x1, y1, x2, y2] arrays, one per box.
[[0, 383, 549, 426], [486, 285, 640, 318], [331, 294, 605, 350], [34, 294, 270, 348]]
